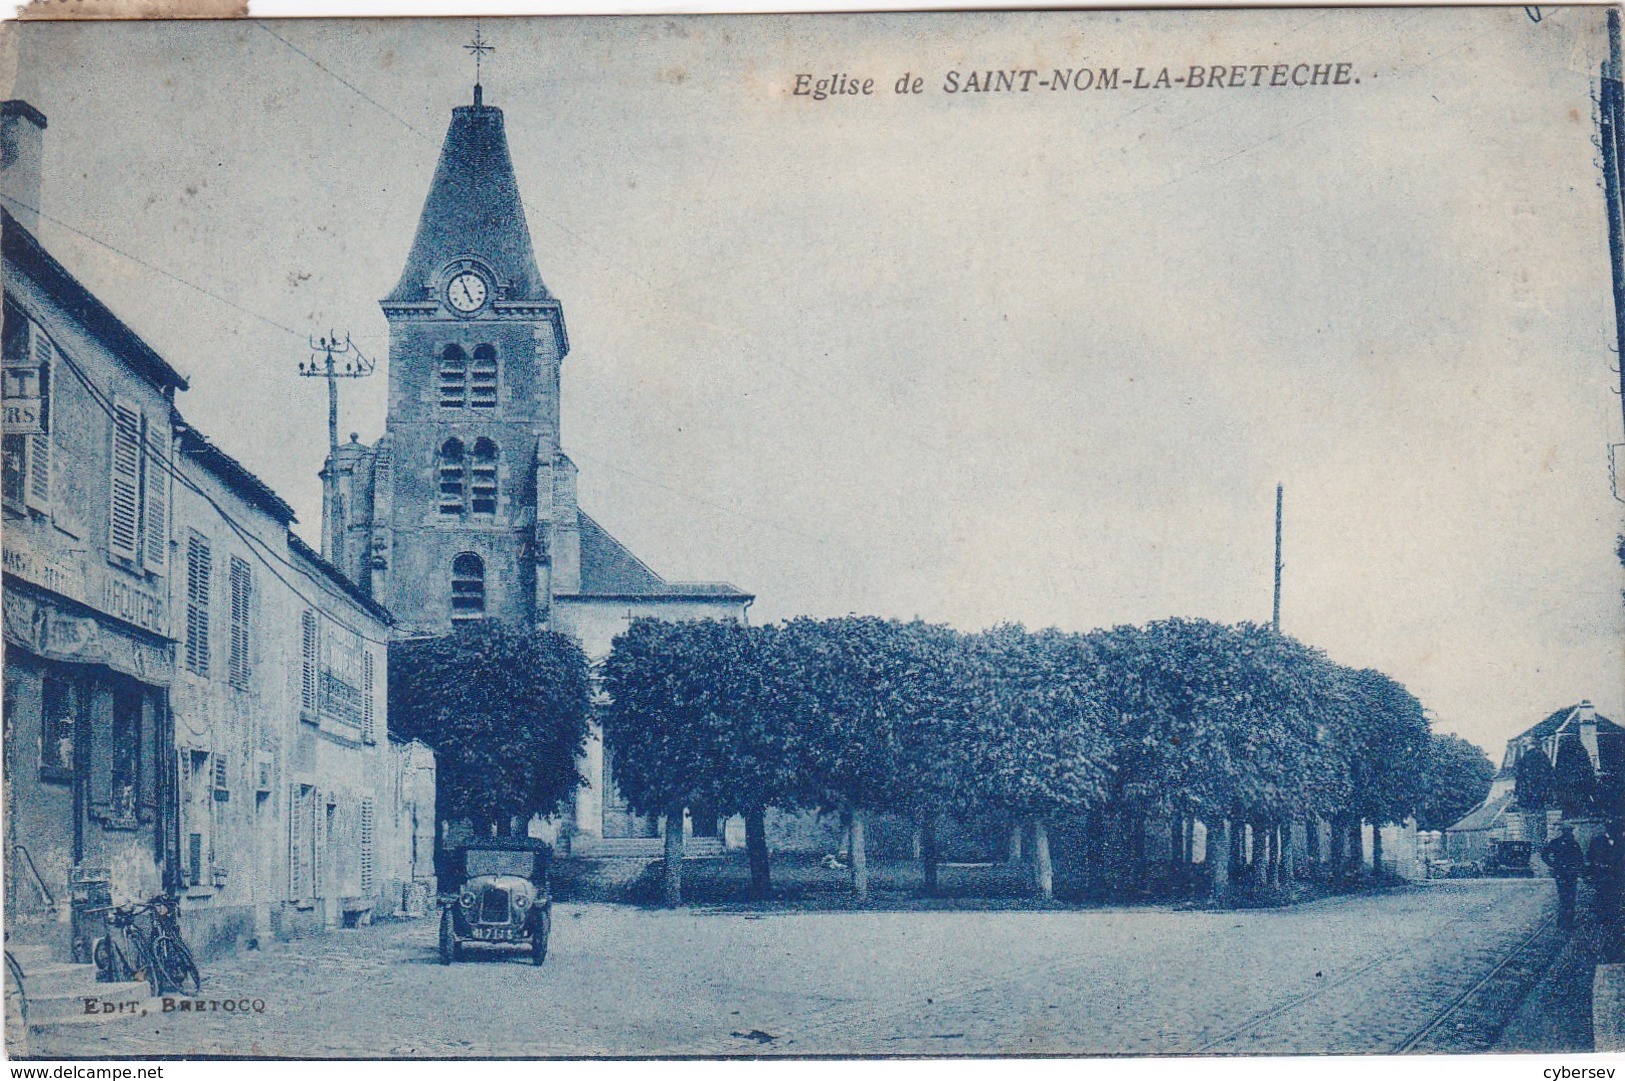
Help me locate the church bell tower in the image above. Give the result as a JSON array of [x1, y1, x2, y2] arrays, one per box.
[[370, 79, 577, 637]]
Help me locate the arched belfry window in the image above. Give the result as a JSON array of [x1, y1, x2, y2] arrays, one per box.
[[471, 345, 497, 411], [438, 438, 465, 516], [440, 345, 467, 409], [451, 552, 485, 621], [471, 438, 498, 516]]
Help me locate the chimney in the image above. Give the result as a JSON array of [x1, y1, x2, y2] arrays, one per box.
[[1579, 700, 1600, 767], [0, 100, 47, 232]]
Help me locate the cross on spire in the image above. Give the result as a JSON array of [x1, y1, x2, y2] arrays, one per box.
[[465, 20, 495, 104]]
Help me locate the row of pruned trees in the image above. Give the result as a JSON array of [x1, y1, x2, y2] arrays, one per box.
[[600, 615, 1482, 905]]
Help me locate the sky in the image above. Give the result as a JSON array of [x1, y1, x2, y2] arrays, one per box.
[[5, 8, 1623, 760]]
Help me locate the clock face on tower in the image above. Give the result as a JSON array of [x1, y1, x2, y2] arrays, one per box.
[[446, 271, 488, 313]]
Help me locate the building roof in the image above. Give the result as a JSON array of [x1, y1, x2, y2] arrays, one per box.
[[2, 209, 188, 394], [573, 510, 752, 601], [1496, 702, 1625, 780], [176, 423, 297, 525], [287, 531, 394, 626], [386, 94, 551, 305], [1521, 703, 1624, 742], [1446, 790, 1515, 834]]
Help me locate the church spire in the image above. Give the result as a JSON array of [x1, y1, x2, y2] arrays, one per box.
[[383, 75, 551, 305]]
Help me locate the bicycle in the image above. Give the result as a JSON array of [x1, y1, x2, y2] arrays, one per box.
[[88, 896, 200, 996], [89, 903, 161, 995], [145, 895, 200, 996]]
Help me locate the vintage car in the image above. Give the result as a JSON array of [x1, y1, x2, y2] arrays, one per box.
[[439, 838, 553, 965]]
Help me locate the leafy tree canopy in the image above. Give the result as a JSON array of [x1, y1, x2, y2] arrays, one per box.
[[1415, 733, 1495, 831], [390, 622, 591, 835]]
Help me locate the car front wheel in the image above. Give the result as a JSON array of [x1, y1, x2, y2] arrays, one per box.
[[439, 909, 458, 965], [530, 909, 551, 967]]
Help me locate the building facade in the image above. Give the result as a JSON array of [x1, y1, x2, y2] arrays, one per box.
[[321, 83, 752, 846], [166, 427, 436, 956], [1, 186, 186, 961], [2, 99, 435, 965]]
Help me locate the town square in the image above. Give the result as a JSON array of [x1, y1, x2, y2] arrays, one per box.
[[2, 8, 1622, 1062]]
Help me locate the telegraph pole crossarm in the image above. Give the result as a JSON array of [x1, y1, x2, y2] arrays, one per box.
[[297, 331, 377, 458]]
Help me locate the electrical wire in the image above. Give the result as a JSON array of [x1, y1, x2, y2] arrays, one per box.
[[0, 193, 307, 343], [49, 343, 393, 647]]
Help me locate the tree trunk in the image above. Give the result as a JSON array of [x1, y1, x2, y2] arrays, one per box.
[[1032, 817, 1053, 901], [1350, 819, 1365, 880], [1255, 821, 1271, 891], [920, 810, 940, 895], [1210, 818, 1232, 906], [1371, 821, 1384, 880], [850, 806, 869, 900], [745, 806, 771, 901], [1171, 818, 1184, 869], [1332, 812, 1345, 884], [1229, 817, 1246, 887], [1130, 812, 1147, 892], [1305, 815, 1321, 864], [662, 806, 684, 907], [1008, 822, 1024, 863]]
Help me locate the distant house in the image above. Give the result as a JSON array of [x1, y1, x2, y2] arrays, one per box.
[[1442, 792, 1516, 865], [1445, 701, 1624, 867]]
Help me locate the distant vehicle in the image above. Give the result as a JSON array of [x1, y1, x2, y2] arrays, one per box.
[[1486, 839, 1535, 877], [439, 838, 553, 966]]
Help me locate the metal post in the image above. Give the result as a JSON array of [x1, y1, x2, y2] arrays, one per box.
[[1272, 483, 1283, 632], [1604, 9, 1625, 438]]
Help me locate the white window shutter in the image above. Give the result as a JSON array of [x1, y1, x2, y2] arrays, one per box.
[[359, 796, 376, 894], [24, 332, 51, 513], [301, 610, 319, 713], [143, 419, 168, 572], [362, 650, 375, 743], [288, 784, 305, 900], [108, 393, 142, 563]]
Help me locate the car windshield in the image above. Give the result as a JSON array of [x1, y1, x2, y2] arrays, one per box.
[[465, 849, 535, 878]]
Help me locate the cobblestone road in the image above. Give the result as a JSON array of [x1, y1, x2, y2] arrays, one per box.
[[30, 878, 1558, 1058]]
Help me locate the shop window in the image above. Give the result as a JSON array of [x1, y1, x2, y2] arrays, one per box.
[[39, 676, 76, 782], [451, 552, 485, 621], [109, 684, 140, 822]]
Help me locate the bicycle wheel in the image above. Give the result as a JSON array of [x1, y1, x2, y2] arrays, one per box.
[[92, 935, 131, 983], [152, 936, 200, 996], [124, 929, 164, 996]]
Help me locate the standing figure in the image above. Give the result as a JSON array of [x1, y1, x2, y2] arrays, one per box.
[[1542, 823, 1586, 929], [1587, 823, 1624, 952]]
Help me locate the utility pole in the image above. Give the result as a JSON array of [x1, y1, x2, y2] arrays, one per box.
[[298, 332, 376, 565], [1599, 8, 1625, 441], [1273, 483, 1284, 632], [298, 332, 376, 461]]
